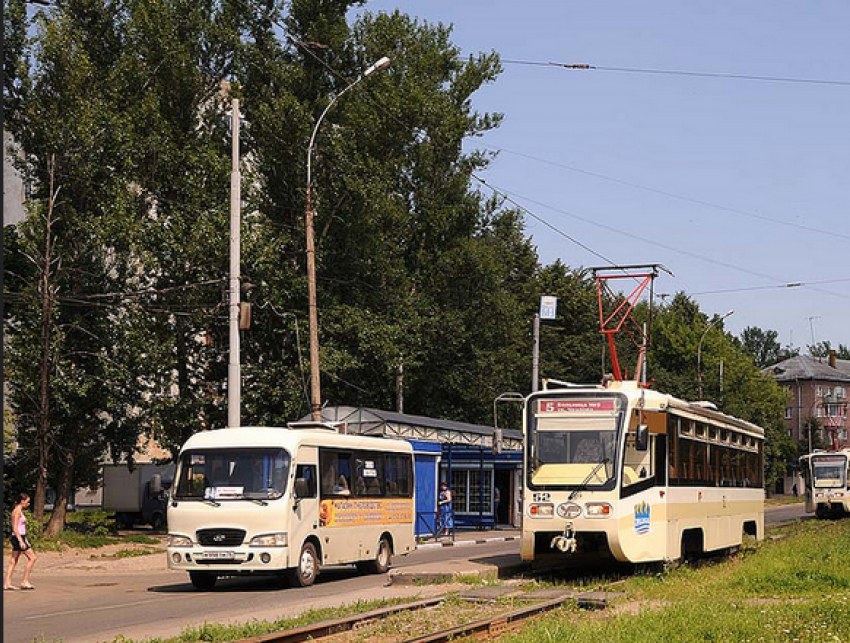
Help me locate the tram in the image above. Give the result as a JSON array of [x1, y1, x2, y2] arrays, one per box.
[[799, 448, 850, 518], [521, 379, 765, 566]]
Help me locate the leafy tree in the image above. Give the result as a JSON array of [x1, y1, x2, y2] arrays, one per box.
[[808, 341, 850, 360], [740, 326, 782, 368]]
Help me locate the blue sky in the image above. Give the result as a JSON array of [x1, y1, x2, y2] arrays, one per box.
[[354, 1, 850, 351]]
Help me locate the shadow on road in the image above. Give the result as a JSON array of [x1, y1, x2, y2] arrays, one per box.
[[148, 565, 363, 593]]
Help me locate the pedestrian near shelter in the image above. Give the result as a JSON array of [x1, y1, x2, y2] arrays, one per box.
[[304, 407, 524, 535]]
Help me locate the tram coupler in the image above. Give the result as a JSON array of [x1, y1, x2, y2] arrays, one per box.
[[551, 521, 577, 553]]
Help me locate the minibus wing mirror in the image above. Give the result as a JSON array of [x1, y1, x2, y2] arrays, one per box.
[[293, 478, 309, 502], [636, 424, 649, 452]]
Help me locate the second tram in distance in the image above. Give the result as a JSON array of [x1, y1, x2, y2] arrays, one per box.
[[799, 448, 850, 518], [522, 379, 765, 566]]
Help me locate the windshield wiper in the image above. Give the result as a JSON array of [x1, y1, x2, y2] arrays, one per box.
[[200, 498, 221, 507], [569, 457, 610, 501], [242, 496, 268, 506]]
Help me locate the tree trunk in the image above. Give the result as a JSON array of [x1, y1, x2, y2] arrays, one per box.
[[34, 155, 59, 521], [44, 450, 74, 536]]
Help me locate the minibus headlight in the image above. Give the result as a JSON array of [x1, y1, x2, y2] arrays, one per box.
[[584, 502, 612, 518], [168, 534, 193, 547], [249, 533, 288, 547], [529, 503, 554, 517]]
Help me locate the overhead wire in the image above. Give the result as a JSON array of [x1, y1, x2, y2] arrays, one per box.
[[500, 59, 850, 88], [481, 144, 850, 243]]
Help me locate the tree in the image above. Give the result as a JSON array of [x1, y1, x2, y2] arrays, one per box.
[[808, 341, 850, 360], [740, 326, 782, 368]]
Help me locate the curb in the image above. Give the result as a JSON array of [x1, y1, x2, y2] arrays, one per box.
[[415, 535, 520, 551]]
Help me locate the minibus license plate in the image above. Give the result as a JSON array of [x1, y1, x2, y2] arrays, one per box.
[[202, 551, 233, 560]]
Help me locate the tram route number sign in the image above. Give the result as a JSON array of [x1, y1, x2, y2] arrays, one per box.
[[538, 399, 615, 413]]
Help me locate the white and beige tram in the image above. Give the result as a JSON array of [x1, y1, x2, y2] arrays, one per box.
[[800, 448, 850, 518], [522, 379, 764, 566]]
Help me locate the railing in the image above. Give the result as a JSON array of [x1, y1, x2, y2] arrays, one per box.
[[416, 511, 454, 542]]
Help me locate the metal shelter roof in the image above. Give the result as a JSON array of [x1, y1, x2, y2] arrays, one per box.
[[302, 406, 524, 451]]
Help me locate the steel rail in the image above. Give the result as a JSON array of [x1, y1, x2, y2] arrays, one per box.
[[401, 591, 616, 643], [235, 597, 445, 643], [232, 588, 621, 643]]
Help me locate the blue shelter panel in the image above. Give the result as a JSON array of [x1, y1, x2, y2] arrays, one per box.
[[409, 440, 441, 536]]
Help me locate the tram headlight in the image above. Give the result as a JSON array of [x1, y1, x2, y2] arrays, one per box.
[[529, 503, 554, 517], [167, 534, 193, 547], [584, 502, 612, 518], [249, 532, 288, 547]]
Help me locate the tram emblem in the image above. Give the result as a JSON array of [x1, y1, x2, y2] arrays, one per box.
[[634, 501, 651, 535]]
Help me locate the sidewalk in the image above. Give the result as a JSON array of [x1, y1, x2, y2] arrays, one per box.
[[390, 526, 525, 585], [415, 526, 521, 550]]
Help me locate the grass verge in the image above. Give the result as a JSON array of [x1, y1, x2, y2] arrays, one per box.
[[503, 519, 850, 643]]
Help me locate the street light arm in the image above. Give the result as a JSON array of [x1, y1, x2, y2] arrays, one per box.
[[697, 309, 734, 399], [306, 57, 391, 187]]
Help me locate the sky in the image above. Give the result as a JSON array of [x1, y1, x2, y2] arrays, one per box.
[[354, 1, 850, 351]]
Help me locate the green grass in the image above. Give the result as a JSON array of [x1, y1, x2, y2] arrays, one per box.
[[105, 598, 411, 643], [102, 547, 161, 559], [504, 519, 850, 643]]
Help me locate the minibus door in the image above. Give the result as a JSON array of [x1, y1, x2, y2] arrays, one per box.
[[291, 454, 319, 566]]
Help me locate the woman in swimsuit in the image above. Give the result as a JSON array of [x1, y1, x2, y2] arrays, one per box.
[[5, 492, 37, 590]]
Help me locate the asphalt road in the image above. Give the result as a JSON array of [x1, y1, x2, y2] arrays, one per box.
[[4, 504, 807, 643], [4, 539, 517, 643]]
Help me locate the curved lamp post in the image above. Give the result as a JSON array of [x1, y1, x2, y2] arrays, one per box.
[[697, 309, 734, 400], [305, 56, 391, 421]]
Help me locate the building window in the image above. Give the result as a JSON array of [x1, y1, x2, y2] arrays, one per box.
[[835, 387, 846, 399], [449, 468, 493, 515], [784, 407, 792, 420], [816, 386, 823, 397]]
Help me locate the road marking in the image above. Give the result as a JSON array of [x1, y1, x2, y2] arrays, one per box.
[[25, 596, 173, 620]]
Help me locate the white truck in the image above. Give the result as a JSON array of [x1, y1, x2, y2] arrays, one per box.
[[102, 463, 174, 530]]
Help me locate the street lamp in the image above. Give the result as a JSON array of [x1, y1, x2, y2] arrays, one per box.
[[697, 309, 734, 400], [305, 56, 391, 421]]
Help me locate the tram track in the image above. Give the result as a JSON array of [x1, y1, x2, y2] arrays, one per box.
[[232, 586, 624, 643]]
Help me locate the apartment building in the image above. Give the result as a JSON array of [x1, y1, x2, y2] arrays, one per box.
[[765, 351, 850, 451]]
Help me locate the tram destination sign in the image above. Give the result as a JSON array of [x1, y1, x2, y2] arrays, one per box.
[[538, 399, 615, 414]]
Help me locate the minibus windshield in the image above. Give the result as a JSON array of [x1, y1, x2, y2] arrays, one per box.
[[174, 448, 291, 501]]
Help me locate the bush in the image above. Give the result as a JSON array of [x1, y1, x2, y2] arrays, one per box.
[[64, 510, 117, 536]]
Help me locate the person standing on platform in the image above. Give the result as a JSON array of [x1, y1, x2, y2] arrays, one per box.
[[438, 481, 454, 536]]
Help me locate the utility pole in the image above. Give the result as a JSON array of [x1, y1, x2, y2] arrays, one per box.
[[228, 98, 241, 428], [531, 314, 540, 392]]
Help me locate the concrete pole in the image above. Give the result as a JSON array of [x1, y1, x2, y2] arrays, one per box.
[[228, 98, 241, 428], [532, 313, 540, 392]]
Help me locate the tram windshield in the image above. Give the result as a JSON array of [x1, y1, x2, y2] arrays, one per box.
[[527, 396, 624, 488], [812, 456, 848, 488]]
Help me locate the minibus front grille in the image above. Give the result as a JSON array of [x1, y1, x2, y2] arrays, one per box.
[[196, 528, 246, 547]]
